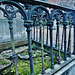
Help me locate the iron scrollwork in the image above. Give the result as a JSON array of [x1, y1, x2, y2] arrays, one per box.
[[0, 1, 27, 75], [5, 4, 14, 13], [63, 12, 74, 60], [28, 6, 50, 74], [66, 12, 75, 57], [50, 9, 63, 64]]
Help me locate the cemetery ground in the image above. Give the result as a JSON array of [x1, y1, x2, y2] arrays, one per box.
[[0, 27, 73, 75], [0, 45, 65, 75]]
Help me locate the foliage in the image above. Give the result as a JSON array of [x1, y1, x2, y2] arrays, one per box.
[[1, 50, 64, 75], [0, 58, 9, 65]]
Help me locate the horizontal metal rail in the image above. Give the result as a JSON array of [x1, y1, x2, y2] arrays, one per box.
[[12, 0, 75, 12]]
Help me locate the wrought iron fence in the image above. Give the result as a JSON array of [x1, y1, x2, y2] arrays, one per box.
[[0, 0, 75, 75]]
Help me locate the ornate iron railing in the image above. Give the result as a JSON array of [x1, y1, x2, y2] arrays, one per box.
[[0, 0, 75, 75]]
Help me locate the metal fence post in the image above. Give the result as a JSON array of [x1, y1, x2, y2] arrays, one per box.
[[55, 29, 58, 48], [63, 18, 67, 61], [8, 20, 18, 75], [67, 21, 72, 57], [46, 25, 48, 45], [24, 20, 34, 75], [61, 27, 64, 50], [48, 21, 54, 69], [57, 21, 61, 64], [39, 21, 45, 74]]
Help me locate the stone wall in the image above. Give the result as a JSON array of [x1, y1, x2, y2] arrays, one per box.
[[0, 10, 27, 43]]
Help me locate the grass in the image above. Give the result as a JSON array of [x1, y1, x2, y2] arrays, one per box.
[[1, 61, 9, 65], [1, 49, 64, 75], [1, 57, 50, 75], [0, 58, 9, 65]]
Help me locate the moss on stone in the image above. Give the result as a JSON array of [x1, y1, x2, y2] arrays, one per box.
[[1, 49, 65, 75]]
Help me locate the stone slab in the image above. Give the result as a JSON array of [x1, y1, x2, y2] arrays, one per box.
[[0, 46, 28, 59], [17, 50, 48, 60], [0, 57, 12, 72], [0, 40, 28, 50]]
